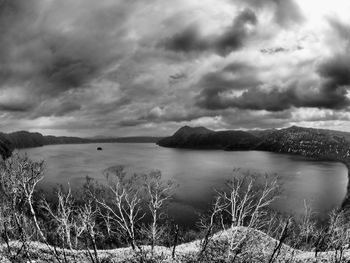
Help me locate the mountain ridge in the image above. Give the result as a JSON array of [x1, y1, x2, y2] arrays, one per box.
[[158, 126, 260, 150], [0, 131, 163, 155]]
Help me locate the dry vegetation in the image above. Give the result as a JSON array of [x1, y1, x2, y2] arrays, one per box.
[[1, 153, 350, 262]]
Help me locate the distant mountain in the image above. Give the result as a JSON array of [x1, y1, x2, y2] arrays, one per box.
[[157, 126, 260, 150], [173, 126, 214, 137], [158, 126, 350, 165], [3, 131, 90, 149], [2, 131, 164, 151]]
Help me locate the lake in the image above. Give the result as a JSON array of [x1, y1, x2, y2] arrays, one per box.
[[21, 143, 348, 227]]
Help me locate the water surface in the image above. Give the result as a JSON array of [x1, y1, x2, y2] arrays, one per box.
[[21, 143, 348, 226]]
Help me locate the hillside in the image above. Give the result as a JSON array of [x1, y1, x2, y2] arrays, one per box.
[[256, 126, 350, 165], [158, 126, 350, 164], [157, 126, 260, 150], [1, 227, 347, 262], [4, 131, 90, 149]]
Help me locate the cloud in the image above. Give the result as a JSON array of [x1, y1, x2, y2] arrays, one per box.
[[237, 0, 305, 28], [159, 8, 257, 56], [196, 57, 350, 111], [318, 54, 350, 91], [0, 0, 349, 135], [0, 0, 133, 104]]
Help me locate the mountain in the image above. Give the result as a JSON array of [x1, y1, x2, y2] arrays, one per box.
[[255, 126, 350, 165], [4, 131, 90, 149], [157, 126, 260, 150], [158, 125, 350, 165]]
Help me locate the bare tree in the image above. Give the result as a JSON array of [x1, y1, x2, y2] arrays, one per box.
[[0, 153, 65, 262], [94, 167, 145, 250], [221, 173, 278, 230], [219, 172, 279, 260], [42, 185, 101, 263], [172, 224, 180, 260], [42, 186, 75, 250], [0, 153, 43, 260], [77, 201, 100, 263], [326, 210, 350, 262], [143, 171, 174, 251], [0, 153, 45, 237], [268, 218, 291, 263], [197, 196, 226, 260]]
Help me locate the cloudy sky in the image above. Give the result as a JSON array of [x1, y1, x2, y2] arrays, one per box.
[[1, 0, 350, 136]]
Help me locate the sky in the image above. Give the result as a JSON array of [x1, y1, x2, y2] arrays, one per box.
[[0, 0, 350, 137]]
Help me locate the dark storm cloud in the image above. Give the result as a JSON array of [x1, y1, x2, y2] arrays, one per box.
[[220, 85, 349, 111], [0, 0, 132, 114], [318, 55, 350, 90], [195, 62, 261, 110], [196, 58, 350, 112], [160, 8, 257, 56], [0, 102, 33, 112], [42, 55, 101, 93], [197, 82, 350, 112], [0, 0, 349, 135]]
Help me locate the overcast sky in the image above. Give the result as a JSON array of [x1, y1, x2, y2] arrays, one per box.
[[1, 0, 350, 136]]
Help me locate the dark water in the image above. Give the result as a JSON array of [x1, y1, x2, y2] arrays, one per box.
[[21, 143, 348, 226]]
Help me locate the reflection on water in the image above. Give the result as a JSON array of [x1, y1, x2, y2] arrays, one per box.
[[21, 143, 348, 227]]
